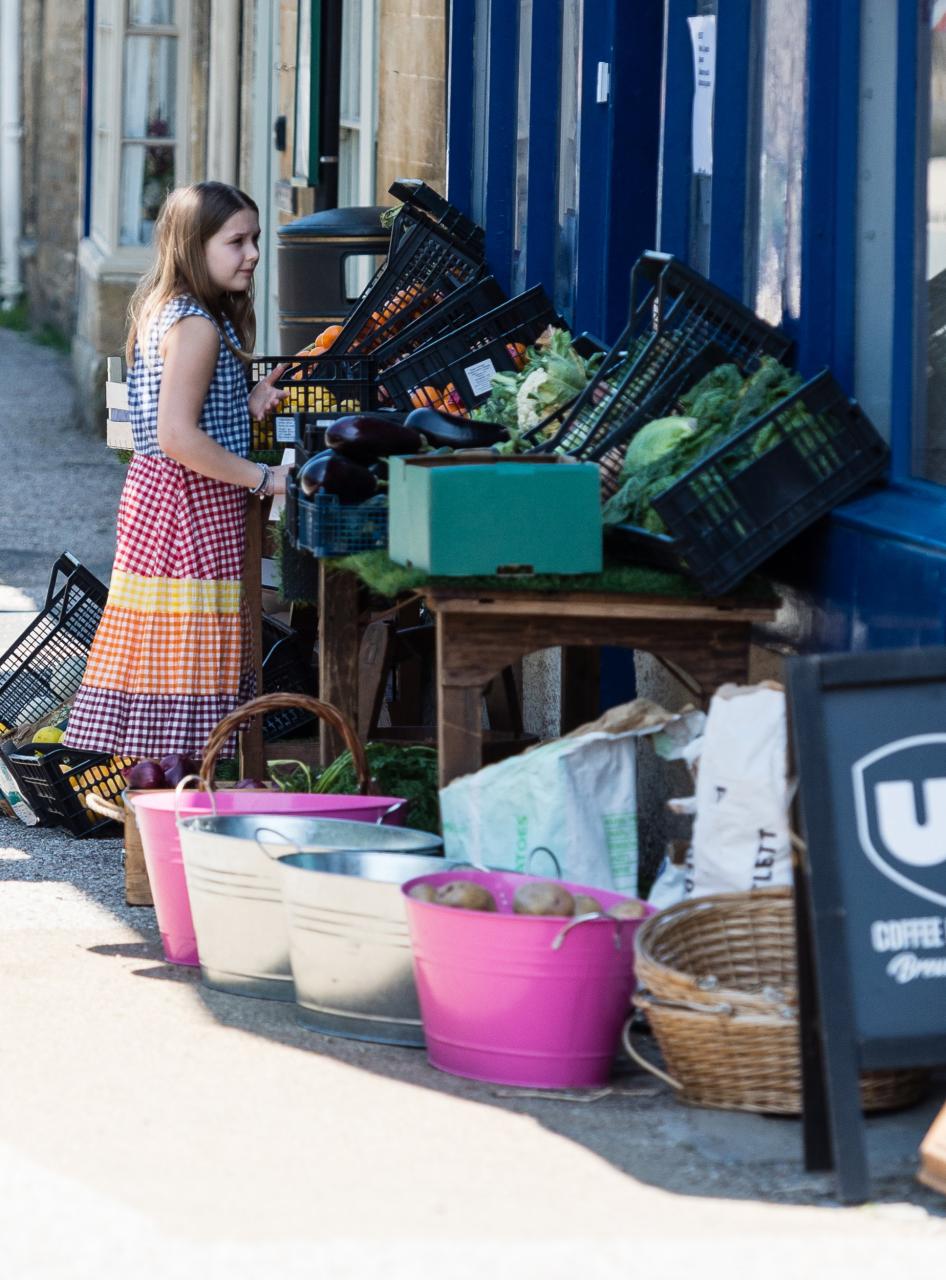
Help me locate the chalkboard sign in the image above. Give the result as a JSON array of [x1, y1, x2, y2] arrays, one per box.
[[788, 647, 946, 1202]]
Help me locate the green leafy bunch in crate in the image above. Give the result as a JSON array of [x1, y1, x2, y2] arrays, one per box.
[[603, 356, 805, 534]]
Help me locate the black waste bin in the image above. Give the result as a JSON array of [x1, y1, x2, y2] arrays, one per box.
[[277, 206, 390, 353]]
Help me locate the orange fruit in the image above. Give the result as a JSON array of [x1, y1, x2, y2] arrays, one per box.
[[409, 385, 444, 410]]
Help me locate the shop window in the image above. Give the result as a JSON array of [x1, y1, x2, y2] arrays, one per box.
[[511, 0, 532, 296], [747, 0, 807, 327], [920, 6, 946, 484], [554, 0, 582, 322], [90, 0, 191, 257], [338, 0, 379, 297]]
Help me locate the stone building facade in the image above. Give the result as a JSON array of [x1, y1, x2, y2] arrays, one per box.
[[13, 1, 448, 428]]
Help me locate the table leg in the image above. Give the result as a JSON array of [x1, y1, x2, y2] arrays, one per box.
[[436, 612, 486, 786], [319, 563, 361, 765], [240, 498, 265, 781]]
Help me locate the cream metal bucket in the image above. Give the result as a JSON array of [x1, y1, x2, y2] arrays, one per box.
[[273, 850, 455, 1046], [177, 813, 442, 1002]]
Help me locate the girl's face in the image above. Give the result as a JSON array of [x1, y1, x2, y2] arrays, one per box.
[[204, 208, 261, 293]]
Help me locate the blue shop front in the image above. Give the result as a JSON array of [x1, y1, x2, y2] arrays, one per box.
[[444, 0, 946, 655]]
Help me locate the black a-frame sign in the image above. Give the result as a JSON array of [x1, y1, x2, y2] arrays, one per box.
[[788, 647, 946, 1203]]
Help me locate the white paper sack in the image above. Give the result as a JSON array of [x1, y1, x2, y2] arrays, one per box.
[[688, 684, 791, 897], [440, 729, 645, 892]]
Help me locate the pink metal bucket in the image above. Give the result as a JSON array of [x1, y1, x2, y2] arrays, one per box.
[[402, 868, 655, 1089], [129, 789, 407, 967]]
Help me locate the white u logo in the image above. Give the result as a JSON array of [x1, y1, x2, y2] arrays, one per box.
[[875, 778, 946, 868]]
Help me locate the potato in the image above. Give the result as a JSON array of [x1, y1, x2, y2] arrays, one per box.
[[608, 898, 648, 920], [513, 882, 576, 917], [433, 880, 497, 912], [407, 882, 438, 903], [573, 893, 603, 916]]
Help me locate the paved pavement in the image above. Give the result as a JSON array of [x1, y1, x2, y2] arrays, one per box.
[[3, 328, 946, 1277]]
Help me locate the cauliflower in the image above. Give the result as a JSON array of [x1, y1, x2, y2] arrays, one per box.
[[516, 368, 552, 430]]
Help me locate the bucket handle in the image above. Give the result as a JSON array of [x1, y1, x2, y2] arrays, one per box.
[[254, 826, 302, 861], [526, 846, 562, 878], [550, 912, 623, 952], [620, 1013, 682, 1092], [376, 799, 408, 825], [174, 773, 218, 824], [198, 693, 372, 795]]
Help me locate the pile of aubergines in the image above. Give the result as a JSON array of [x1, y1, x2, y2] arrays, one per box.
[[296, 408, 508, 503]]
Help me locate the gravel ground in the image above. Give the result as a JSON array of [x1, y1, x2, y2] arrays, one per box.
[[3, 329, 946, 1277]]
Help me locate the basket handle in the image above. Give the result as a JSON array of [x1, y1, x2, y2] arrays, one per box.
[[620, 1013, 682, 1092], [84, 792, 125, 823], [198, 693, 371, 794]]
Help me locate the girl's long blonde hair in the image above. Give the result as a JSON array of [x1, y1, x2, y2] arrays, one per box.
[[126, 181, 259, 366]]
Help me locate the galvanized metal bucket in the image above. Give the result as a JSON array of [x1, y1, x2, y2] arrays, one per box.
[[177, 813, 443, 1002], [272, 850, 454, 1047]]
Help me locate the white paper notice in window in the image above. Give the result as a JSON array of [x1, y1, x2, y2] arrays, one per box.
[[687, 15, 716, 177]]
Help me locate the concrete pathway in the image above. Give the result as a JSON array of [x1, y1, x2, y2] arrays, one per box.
[[2, 329, 946, 1277]]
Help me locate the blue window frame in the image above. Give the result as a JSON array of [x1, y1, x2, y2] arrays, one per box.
[[446, 0, 661, 343]]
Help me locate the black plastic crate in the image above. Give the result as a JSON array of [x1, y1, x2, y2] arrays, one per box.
[[542, 252, 793, 473], [371, 275, 507, 371], [378, 286, 564, 415], [385, 179, 486, 260], [330, 215, 487, 358], [247, 353, 378, 451], [260, 615, 316, 741], [0, 554, 108, 734], [7, 742, 132, 837], [607, 370, 889, 596], [286, 473, 388, 558]]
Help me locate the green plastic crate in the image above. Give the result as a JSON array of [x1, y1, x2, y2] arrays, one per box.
[[388, 453, 602, 576]]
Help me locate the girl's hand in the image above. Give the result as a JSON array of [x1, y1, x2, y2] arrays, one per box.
[[249, 364, 290, 421], [270, 465, 292, 497]]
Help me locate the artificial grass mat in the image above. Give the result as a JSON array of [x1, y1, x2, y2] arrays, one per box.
[[328, 549, 775, 602]]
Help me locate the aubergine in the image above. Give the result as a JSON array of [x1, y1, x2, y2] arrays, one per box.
[[404, 407, 507, 450], [325, 414, 423, 463], [297, 450, 378, 503]]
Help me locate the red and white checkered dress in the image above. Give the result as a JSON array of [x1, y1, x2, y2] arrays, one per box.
[[64, 297, 255, 758]]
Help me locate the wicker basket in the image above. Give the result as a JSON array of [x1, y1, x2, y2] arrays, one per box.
[[625, 888, 927, 1115]]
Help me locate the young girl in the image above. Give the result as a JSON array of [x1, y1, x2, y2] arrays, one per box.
[[64, 182, 290, 760]]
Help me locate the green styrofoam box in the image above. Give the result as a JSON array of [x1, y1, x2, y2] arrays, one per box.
[[388, 453, 602, 576]]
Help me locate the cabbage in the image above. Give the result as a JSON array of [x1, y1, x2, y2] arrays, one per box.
[[622, 416, 697, 473]]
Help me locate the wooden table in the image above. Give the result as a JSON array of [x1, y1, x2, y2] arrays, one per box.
[[424, 586, 778, 786], [316, 563, 777, 787]]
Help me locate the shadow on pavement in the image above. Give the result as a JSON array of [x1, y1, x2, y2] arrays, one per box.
[[6, 813, 946, 1215]]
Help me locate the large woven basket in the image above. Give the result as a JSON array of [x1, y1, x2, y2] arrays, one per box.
[[626, 888, 927, 1115]]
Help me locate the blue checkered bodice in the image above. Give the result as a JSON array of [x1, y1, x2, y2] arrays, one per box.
[[128, 296, 250, 460]]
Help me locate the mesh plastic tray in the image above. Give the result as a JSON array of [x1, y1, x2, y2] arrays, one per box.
[[371, 275, 507, 371], [608, 370, 889, 595], [329, 212, 487, 357], [7, 743, 132, 838], [377, 286, 563, 415], [247, 353, 378, 451], [542, 252, 793, 492], [260, 615, 316, 741], [287, 474, 388, 558], [0, 554, 108, 734]]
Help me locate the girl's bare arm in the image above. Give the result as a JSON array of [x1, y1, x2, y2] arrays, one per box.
[[156, 316, 287, 492]]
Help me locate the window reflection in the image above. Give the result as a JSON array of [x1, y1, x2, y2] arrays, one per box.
[[751, 0, 807, 327], [922, 11, 946, 482], [511, 0, 532, 295], [554, 0, 582, 323]]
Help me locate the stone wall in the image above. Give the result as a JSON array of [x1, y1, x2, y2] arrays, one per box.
[[20, 1, 84, 336], [376, 0, 447, 201]]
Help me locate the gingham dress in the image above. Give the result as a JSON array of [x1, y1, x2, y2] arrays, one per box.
[[64, 296, 255, 758]]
